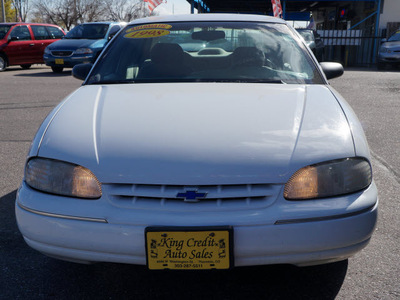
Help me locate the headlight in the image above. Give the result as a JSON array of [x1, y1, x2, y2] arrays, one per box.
[[25, 157, 102, 199], [44, 47, 50, 54], [75, 48, 93, 55], [284, 158, 372, 200], [380, 48, 388, 53]]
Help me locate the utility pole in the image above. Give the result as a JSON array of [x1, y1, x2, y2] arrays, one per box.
[[73, 0, 77, 24], [1, 0, 6, 23]]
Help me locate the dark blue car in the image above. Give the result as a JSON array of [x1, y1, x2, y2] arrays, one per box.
[[44, 22, 124, 73]]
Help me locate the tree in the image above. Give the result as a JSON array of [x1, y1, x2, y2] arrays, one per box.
[[11, 0, 29, 22], [1, 0, 16, 22], [33, 0, 106, 30], [76, 0, 106, 23], [103, 0, 149, 22], [34, 0, 74, 30]]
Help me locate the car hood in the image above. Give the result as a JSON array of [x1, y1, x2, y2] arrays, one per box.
[[36, 83, 355, 185], [382, 40, 400, 50], [47, 38, 105, 50]]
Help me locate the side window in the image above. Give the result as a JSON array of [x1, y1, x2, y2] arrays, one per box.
[[108, 25, 121, 39], [31, 25, 51, 40], [9, 25, 31, 41], [109, 25, 121, 35], [46, 26, 64, 39]]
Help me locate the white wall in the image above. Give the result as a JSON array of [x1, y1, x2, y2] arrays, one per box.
[[380, 0, 400, 29]]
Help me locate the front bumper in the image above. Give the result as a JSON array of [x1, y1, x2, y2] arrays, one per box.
[[43, 54, 94, 68], [378, 52, 400, 63], [15, 182, 378, 267]]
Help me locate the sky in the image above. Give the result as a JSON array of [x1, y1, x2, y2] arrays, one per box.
[[152, 1, 308, 28], [154, 0, 196, 15]]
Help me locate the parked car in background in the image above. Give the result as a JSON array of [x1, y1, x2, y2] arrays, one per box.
[[43, 22, 125, 73], [378, 29, 400, 70], [16, 14, 377, 270], [0, 23, 65, 72], [297, 29, 325, 61]]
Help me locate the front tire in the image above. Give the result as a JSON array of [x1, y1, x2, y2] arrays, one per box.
[[20, 64, 32, 69], [0, 54, 7, 72], [51, 66, 64, 73], [377, 62, 386, 70]]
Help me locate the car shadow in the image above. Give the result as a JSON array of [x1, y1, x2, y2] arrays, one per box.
[[14, 70, 72, 77], [2, 190, 348, 299], [377, 67, 400, 72], [342, 66, 400, 72]]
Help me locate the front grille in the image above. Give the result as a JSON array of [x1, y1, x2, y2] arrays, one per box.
[[104, 183, 281, 212], [51, 50, 73, 57]]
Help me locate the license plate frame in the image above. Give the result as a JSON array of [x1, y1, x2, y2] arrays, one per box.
[[55, 58, 64, 65], [145, 226, 233, 270]]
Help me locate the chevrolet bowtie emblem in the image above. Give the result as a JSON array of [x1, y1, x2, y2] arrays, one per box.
[[176, 190, 207, 202]]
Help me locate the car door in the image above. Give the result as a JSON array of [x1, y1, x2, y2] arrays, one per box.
[[5, 25, 35, 65], [30, 25, 53, 63]]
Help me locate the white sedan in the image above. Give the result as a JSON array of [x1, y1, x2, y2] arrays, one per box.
[[16, 14, 377, 270]]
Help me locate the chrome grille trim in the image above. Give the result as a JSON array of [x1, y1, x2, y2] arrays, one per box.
[[18, 202, 108, 223], [51, 50, 73, 57], [104, 183, 281, 211]]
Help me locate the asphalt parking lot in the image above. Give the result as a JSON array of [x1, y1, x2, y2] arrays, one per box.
[[0, 65, 399, 299]]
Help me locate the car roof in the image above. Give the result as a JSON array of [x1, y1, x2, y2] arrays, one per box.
[[0, 22, 61, 27], [77, 22, 121, 25], [129, 13, 286, 26]]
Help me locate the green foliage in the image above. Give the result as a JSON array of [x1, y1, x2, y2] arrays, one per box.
[[1, 0, 16, 22]]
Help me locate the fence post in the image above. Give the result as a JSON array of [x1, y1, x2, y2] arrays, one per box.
[[372, 0, 382, 64]]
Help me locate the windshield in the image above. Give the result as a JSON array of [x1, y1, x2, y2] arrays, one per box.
[[87, 21, 323, 85], [0, 25, 12, 40], [388, 31, 400, 42], [298, 30, 313, 42], [66, 24, 109, 39]]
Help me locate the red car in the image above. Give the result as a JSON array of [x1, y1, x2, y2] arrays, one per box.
[[0, 23, 65, 71]]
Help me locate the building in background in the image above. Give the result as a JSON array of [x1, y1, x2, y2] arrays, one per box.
[[186, 0, 399, 67], [379, 0, 400, 38]]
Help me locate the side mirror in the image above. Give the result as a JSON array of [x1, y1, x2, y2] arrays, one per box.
[[108, 26, 121, 40], [320, 62, 344, 80], [72, 63, 93, 81], [7, 36, 19, 42], [108, 32, 117, 40]]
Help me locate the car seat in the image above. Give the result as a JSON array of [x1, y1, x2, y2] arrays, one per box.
[[138, 43, 192, 79]]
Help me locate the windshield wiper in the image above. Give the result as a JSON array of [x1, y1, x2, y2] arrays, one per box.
[[240, 79, 285, 84], [89, 80, 136, 85], [192, 78, 286, 84], [88, 78, 286, 85]]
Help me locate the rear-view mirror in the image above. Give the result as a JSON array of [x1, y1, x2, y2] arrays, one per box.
[[7, 36, 19, 42], [192, 30, 225, 41]]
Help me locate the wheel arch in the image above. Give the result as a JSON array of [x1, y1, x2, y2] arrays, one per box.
[[0, 51, 9, 63], [0, 51, 9, 71]]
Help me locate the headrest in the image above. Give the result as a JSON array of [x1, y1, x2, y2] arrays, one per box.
[[151, 43, 184, 65], [232, 47, 265, 67]]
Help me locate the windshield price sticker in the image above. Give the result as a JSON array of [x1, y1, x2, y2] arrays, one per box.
[[146, 228, 232, 270], [124, 24, 172, 39], [127, 24, 172, 32], [124, 29, 170, 39]]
